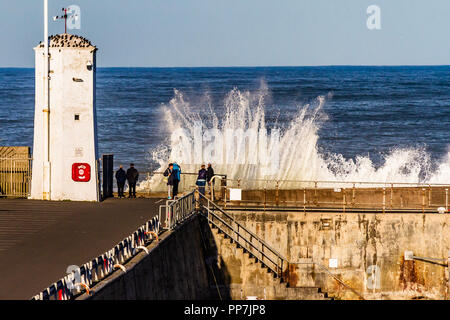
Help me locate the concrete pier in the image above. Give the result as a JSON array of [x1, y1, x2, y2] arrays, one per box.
[[0, 197, 162, 299], [1, 186, 448, 300]]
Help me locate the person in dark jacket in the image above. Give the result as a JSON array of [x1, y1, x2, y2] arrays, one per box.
[[115, 165, 127, 198], [206, 163, 215, 197], [163, 163, 174, 199], [172, 162, 181, 198], [196, 164, 207, 195], [126, 163, 139, 198]]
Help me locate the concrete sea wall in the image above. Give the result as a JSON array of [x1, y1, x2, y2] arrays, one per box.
[[84, 215, 216, 300], [222, 210, 449, 300], [83, 210, 449, 300]]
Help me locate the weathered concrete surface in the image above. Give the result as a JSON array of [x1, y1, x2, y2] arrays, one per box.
[[237, 187, 450, 210], [223, 210, 450, 300], [84, 214, 332, 300], [202, 222, 331, 300], [84, 215, 216, 300], [0, 197, 162, 299]]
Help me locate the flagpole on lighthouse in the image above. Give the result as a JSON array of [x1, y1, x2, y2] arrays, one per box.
[[43, 0, 51, 200]]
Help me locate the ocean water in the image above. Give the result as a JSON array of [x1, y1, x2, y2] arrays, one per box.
[[0, 67, 449, 188]]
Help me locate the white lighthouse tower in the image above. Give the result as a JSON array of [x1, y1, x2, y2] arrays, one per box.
[[30, 33, 100, 201]]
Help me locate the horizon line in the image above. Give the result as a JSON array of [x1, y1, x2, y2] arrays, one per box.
[[2, 64, 450, 69]]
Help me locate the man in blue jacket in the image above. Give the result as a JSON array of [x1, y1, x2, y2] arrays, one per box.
[[172, 162, 181, 198]]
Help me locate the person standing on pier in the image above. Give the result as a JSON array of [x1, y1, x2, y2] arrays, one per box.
[[126, 163, 139, 198], [172, 162, 181, 198], [163, 163, 174, 199], [115, 165, 127, 198], [196, 164, 207, 195], [206, 163, 215, 197]]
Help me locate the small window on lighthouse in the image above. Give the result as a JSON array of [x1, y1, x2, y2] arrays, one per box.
[[74, 114, 80, 121]]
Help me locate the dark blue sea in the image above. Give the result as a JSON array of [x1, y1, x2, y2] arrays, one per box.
[[1, 66, 449, 181]]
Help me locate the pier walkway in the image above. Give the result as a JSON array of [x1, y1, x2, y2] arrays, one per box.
[[0, 197, 162, 299]]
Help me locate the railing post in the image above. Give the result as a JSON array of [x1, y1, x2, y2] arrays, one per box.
[[221, 176, 227, 202], [428, 185, 431, 207], [195, 188, 199, 211], [422, 188, 426, 214], [314, 181, 318, 206], [303, 188, 306, 213], [352, 183, 356, 206], [275, 181, 279, 206], [390, 184, 394, 208], [445, 189, 448, 211], [382, 188, 386, 214], [168, 203, 173, 230], [264, 186, 266, 210], [342, 188, 346, 213]]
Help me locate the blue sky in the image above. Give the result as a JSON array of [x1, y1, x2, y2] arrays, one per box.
[[1, 0, 450, 67]]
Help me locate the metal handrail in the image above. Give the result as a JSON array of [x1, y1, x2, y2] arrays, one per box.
[[199, 191, 367, 298], [220, 177, 450, 188], [162, 190, 197, 230], [198, 192, 288, 278], [204, 208, 284, 276], [151, 171, 226, 178], [216, 178, 450, 212], [200, 193, 287, 261]]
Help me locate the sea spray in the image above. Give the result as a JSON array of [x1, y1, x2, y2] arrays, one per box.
[[140, 86, 449, 192]]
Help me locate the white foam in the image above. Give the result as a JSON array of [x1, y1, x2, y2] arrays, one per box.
[[140, 86, 450, 191]]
